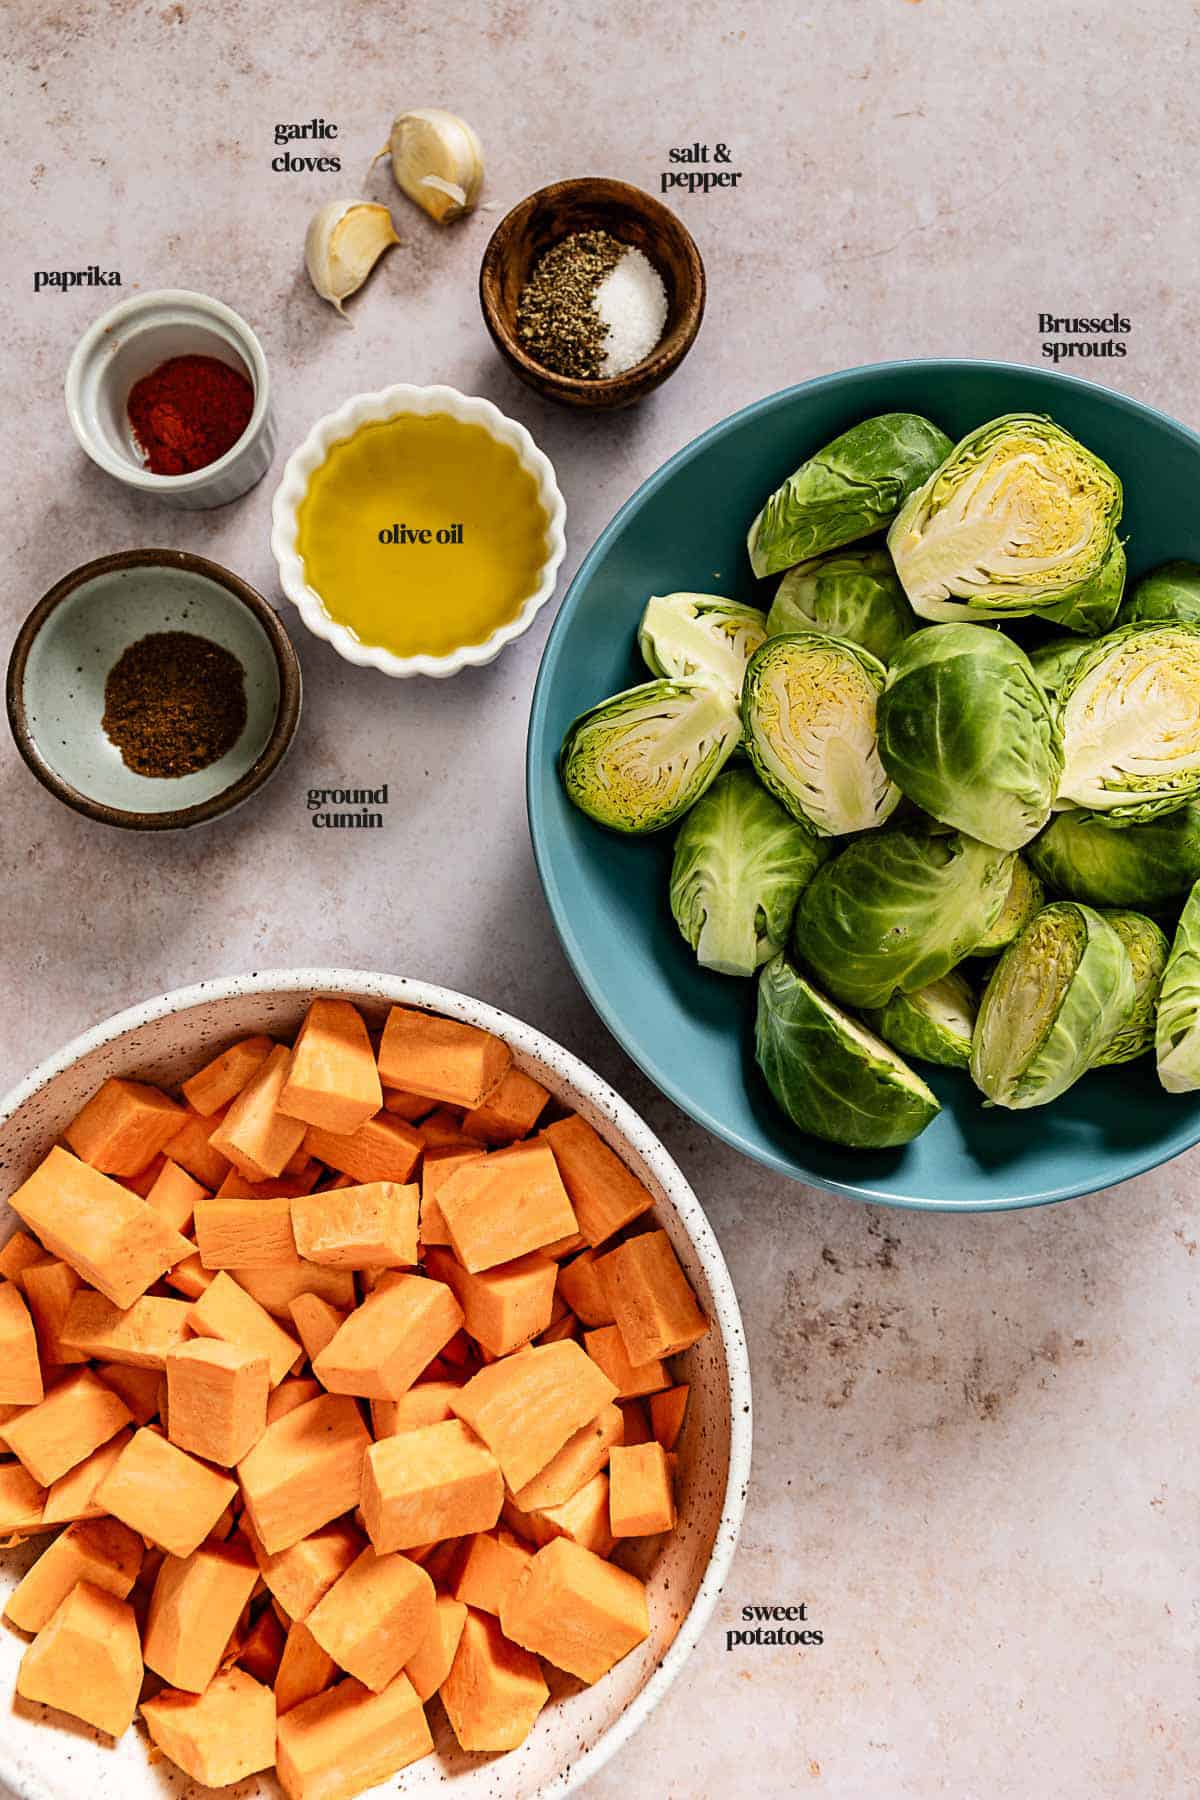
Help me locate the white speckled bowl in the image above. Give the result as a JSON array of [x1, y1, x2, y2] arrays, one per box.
[[0, 970, 750, 1800], [270, 386, 568, 679]]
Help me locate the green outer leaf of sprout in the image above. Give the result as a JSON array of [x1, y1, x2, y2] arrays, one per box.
[[637, 592, 768, 698], [1117, 559, 1200, 629], [1155, 878, 1200, 1092], [766, 544, 917, 664], [1027, 802, 1200, 908], [559, 677, 741, 835], [971, 857, 1045, 954], [1056, 621, 1200, 820], [1028, 635, 1093, 697], [863, 969, 977, 1069], [1093, 910, 1169, 1066]]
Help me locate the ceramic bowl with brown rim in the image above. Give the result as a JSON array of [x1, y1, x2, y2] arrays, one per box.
[[479, 178, 705, 409], [6, 550, 302, 830]]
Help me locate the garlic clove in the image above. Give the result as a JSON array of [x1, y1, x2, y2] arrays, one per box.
[[305, 199, 399, 317], [380, 109, 484, 225]]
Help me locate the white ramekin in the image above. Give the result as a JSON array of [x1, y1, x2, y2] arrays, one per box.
[[269, 384, 567, 679], [64, 289, 276, 511]]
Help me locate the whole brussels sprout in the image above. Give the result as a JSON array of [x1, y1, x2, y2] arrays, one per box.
[[638, 592, 767, 699], [864, 970, 976, 1069], [1028, 803, 1200, 908], [970, 902, 1134, 1108], [1028, 635, 1092, 697], [1057, 622, 1200, 821], [888, 414, 1124, 635], [971, 856, 1045, 955], [559, 678, 740, 835], [876, 623, 1063, 851], [1156, 879, 1200, 1091], [755, 954, 940, 1148], [792, 827, 1014, 1010], [740, 633, 900, 837], [747, 414, 953, 578], [1093, 910, 1169, 1066], [669, 768, 826, 977], [767, 545, 916, 664], [1117, 559, 1200, 629]]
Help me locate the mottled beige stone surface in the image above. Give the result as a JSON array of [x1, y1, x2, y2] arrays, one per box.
[[2, 0, 1198, 1795]]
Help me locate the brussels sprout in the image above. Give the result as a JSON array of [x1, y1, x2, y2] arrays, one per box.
[[970, 902, 1134, 1108], [669, 769, 826, 977], [970, 856, 1045, 954], [876, 624, 1063, 851], [864, 970, 976, 1069], [638, 592, 767, 698], [888, 414, 1124, 634], [740, 634, 900, 837], [560, 678, 740, 835], [747, 414, 953, 579], [1056, 622, 1200, 820], [1027, 803, 1200, 908], [792, 827, 1014, 1009], [755, 955, 940, 1148], [1156, 879, 1200, 1091], [1093, 910, 1169, 1066], [1028, 635, 1092, 697], [1117, 559, 1200, 629], [767, 545, 916, 664]]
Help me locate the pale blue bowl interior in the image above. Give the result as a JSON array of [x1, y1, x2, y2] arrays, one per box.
[[527, 360, 1200, 1210]]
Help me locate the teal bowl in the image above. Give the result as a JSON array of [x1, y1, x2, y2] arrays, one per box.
[[527, 359, 1200, 1210]]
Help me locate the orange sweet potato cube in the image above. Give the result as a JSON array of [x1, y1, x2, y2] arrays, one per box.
[[288, 1293, 347, 1363], [59, 1290, 192, 1369], [166, 1107, 234, 1189], [187, 1270, 302, 1386], [8, 1147, 191, 1309], [94, 1362, 162, 1425], [362, 1419, 503, 1553], [276, 1619, 338, 1714], [96, 1425, 237, 1557], [5, 1516, 143, 1633], [0, 1461, 47, 1536], [21, 1257, 87, 1365], [302, 1113, 422, 1185], [162, 1244, 214, 1302], [231, 1256, 357, 1321], [278, 999, 383, 1135], [440, 1607, 548, 1753], [609, 1441, 676, 1536], [4, 1367, 132, 1486], [194, 1195, 298, 1269], [63, 1077, 187, 1177], [584, 1325, 670, 1399], [17, 1581, 142, 1737], [423, 1245, 556, 1357], [0, 1279, 43, 1404], [595, 1229, 708, 1361], [307, 1546, 435, 1691], [650, 1383, 689, 1452], [449, 1339, 617, 1493], [242, 1513, 364, 1620], [181, 1035, 275, 1116], [382, 1088, 436, 1123], [370, 1380, 461, 1439], [237, 1602, 286, 1684], [217, 1161, 322, 1198], [236, 1394, 370, 1554], [452, 1528, 532, 1616], [267, 1376, 323, 1424], [276, 1671, 434, 1800], [419, 1146, 485, 1247], [505, 1470, 615, 1558], [40, 1427, 131, 1527], [166, 1339, 269, 1466], [500, 1536, 650, 1683], [557, 1248, 615, 1326], [313, 1272, 463, 1401], [417, 1108, 475, 1151], [143, 1537, 260, 1692], [0, 1228, 49, 1288], [404, 1593, 467, 1702], [461, 1067, 550, 1144], [437, 1139, 578, 1274], [510, 1402, 623, 1512], [145, 1160, 208, 1233], [377, 1006, 511, 1108], [541, 1115, 656, 1247], [209, 1044, 308, 1179], [141, 1664, 275, 1786], [291, 1182, 419, 1268]]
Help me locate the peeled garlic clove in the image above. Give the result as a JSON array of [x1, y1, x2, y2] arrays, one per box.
[[305, 199, 399, 316], [380, 109, 484, 225]]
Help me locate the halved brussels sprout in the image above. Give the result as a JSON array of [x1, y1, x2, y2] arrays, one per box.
[[669, 768, 826, 977], [559, 678, 740, 835], [793, 827, 1014, 1009], [755, 954, 940, 1148], [971, 856, 1045, 955], [747, 414, 952, 579], [877, 624, 1063, 850], [1093, 910, 1168, 1066], [1028, 635, 1092, 697], [767, 545, 916, 664], [1056, 622, 1200, 820], [1117, 559, 1200, 629], [888, 414, 1124, 634], [1028, 802, 1200, 908], [638, 592, 767, 698], [864, 970, 976, 1069], [1156, 879, 1200, 1091], [970, 901, 1134, 1108], [741, 634, 900, 836]]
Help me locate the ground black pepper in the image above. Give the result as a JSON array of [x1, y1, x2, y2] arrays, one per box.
[[102, 631, 248, 778], [515, 229, 624, 379]]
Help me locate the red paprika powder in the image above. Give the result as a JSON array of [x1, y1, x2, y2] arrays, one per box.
[[126, 353, 254, 476]]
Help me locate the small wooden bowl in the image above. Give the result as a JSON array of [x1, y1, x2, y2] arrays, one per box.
[[480, 178, 706, 409]]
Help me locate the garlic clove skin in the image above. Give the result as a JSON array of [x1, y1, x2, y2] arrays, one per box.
[[305, 199, 399, 317], [383, 109, 484, 225]]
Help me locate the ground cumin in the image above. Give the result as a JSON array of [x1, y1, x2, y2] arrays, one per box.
[[102, 631, 248, 778]]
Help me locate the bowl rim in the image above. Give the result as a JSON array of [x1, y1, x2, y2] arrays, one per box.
[[478, 176, 707, 403], [269, 383, 567, 680], [0, 967, 752, 1800], [5, 548, 303, 831], [527, 355, 1200, 1211], [63, 287, 271, 493]]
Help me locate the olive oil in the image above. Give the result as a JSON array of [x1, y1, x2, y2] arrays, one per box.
[[296, 413, 550, 659]]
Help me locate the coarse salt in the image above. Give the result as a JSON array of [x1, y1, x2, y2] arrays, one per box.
[[594, 247, 669, 377]]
